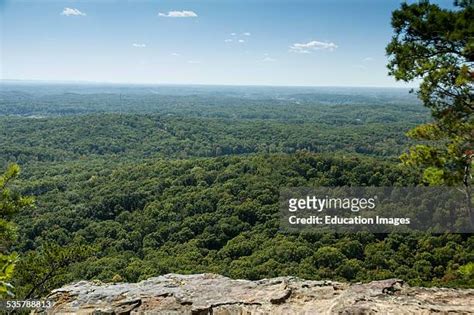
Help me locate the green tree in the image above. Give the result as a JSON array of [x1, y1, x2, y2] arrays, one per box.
[[386, 0, 473, 223], [0, 164, 33, 297], [14, 243, 92, 299], [313, 246, 346, 269]]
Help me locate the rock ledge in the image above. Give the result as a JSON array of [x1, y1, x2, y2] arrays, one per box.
[[42, 273, 474, 314]]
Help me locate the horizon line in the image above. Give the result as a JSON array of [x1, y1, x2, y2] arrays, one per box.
[[0, 79, 416, 90]]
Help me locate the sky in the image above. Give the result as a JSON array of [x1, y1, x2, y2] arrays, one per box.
[[0, 0, 453, 87]]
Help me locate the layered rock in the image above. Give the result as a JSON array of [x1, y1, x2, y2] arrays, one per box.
[[40, 273, 474, 314]]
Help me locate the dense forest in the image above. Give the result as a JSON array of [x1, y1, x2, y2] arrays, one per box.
[[0, 84, 472, 299], [0, 84, 427, 164]]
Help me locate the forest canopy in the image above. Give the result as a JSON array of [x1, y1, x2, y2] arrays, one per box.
[[0, 85, 472, 299]]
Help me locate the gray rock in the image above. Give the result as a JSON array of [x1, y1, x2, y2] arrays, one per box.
[[37, 273, 474, 314]]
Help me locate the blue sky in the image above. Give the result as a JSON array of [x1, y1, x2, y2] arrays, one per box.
[[1, 0, 452, 87]]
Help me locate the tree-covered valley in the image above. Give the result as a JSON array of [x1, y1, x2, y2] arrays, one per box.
[[0, 84, 472, 299]]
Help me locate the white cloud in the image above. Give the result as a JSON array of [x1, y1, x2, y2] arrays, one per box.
[[224, 39, 233, 43], [363, 57, 374, 62], [230, 33, 237, 36], [238, 39, 245, 43], [158, 10, 197, 18], [243, 32, 251, 36], [263, 57, 276, 62], [289, 40, 338, 53], [171, 52, 180, 56], [61, 8, 86, 16], [132, 43, 146, 48]]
